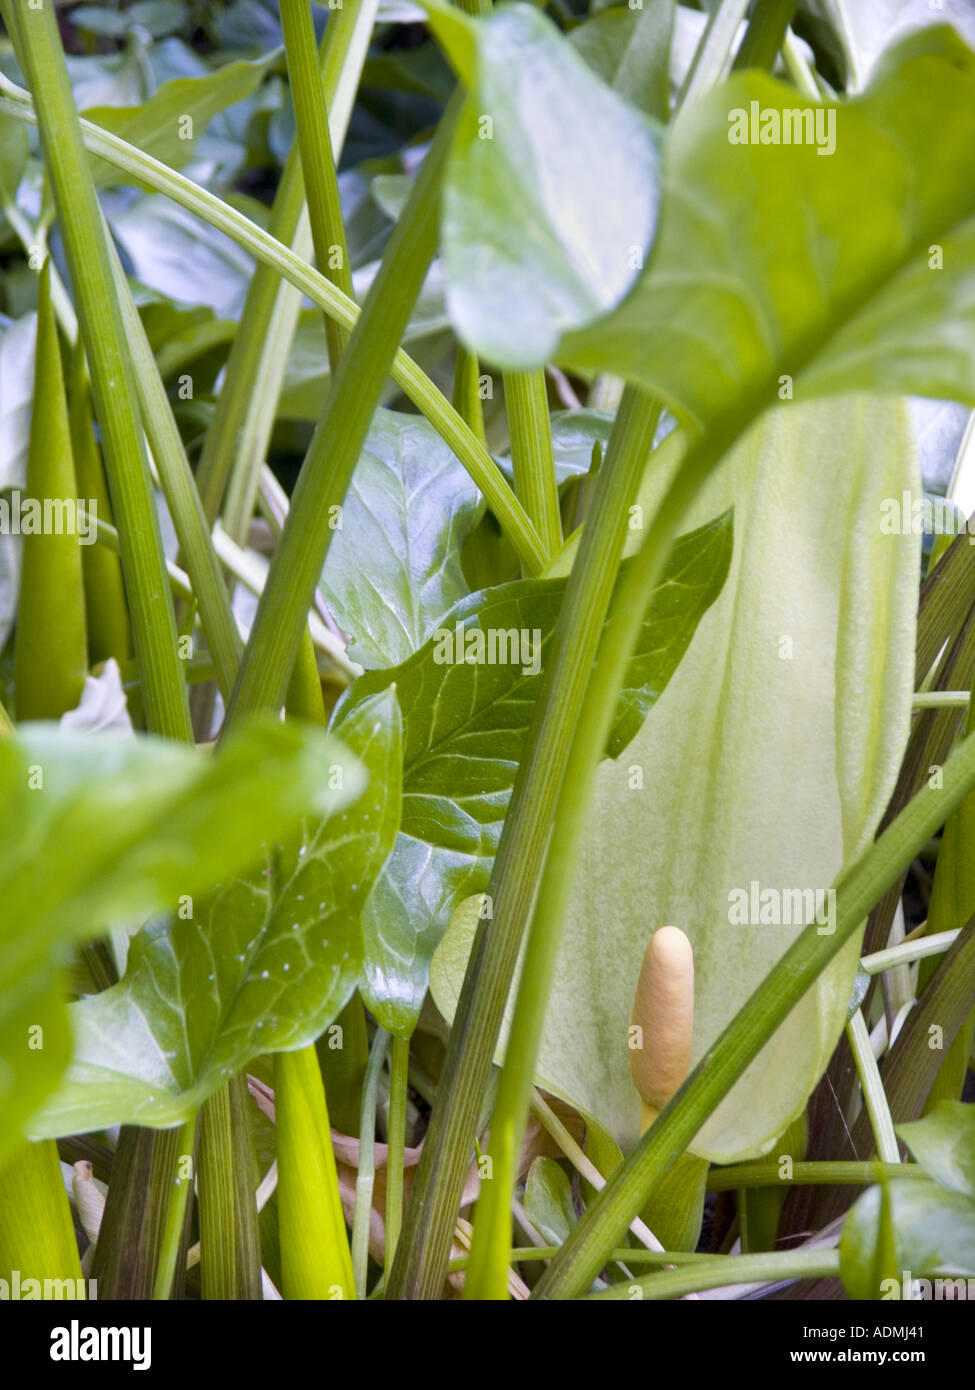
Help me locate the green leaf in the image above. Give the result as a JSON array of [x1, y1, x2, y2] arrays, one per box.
[[898, 1102, 975, 1200], [840, 1178, 975, 1299], [438, 2, 663, 368], [340, 512, 732, 1035], [138, 298, 236, 381], [0, 715, 367, 1158], [568, 0, 675, 121], [449, 27, 975, 423], [523, 1157, 577, 1246], [85, 48, 281, 184], [434, 397, 919, 1160], [320, 408, 483, 669], [28, 690, 401, 1136]]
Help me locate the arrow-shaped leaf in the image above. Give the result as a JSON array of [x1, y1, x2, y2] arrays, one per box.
[[0, 715, 366, 1158], [28, 690, 402, 1136]]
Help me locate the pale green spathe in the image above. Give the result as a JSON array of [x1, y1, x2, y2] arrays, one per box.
[[433, 395, 919, 1161]]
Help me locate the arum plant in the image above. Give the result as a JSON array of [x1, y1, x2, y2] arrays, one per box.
[[2, 0, 975, 1312]]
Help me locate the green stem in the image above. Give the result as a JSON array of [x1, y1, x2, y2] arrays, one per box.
[[280, 0, 354, 371], [195, 0, 375, 529], [912, 691, 970, 707], [198, 1073, 262, 1299], [107, 237, 243, 700], [916, 516, 975, 685], [587, 1250, 841, 1301], [850, 915, 975, 1151], [861, 929, 960, 974], [505, 369, 561, 560], [226, 101, 459, 722], [463, 393, 687, 1300], [732, 0, 798, 72], [449, 1245, 710, 1271], [385, 1036, 409, 1277], [0, 75, 544, 575], [151, 1117, 197, 1301], [392, 390, 662, 1300], [352, 1027, 391, 1297], [68, 347, 132, 668], [92, 1126, 190, 1298], [0, 1140, 83, 1289], [846, 1010, 900, 1164], [781, 28, 824, 98], [5, 0, 190, 741], [275, 1047, 355, 1299], [679, 0, 751, 104], [533, 728, 975, 1299], [453, 345, 488, 444], [707, 1161, 922, 1191]]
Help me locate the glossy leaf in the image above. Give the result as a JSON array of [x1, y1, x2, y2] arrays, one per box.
[[433, 397, 919, 1160], [29, 690, 401, 1136], [0, 716, 366, 1158], [898, 1102, 975, 1200], [435, 2, 663, 368], [444, 26, 975, 425], [840, 1179, 975, 1299], [320, 408, 483, 668], [338, 512, 732, 1035]]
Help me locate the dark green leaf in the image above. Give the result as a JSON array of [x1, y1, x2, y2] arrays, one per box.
[[898, 1102, 975, 1200], [432, 2, 663, 367], [29, 690, 402, 1135], [0, 716, 367, 1157], [560, 30, 975, 423], [840, 1178, 975, 1299], [320, 408, 483, 668], [443, 25, 975, 424]]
